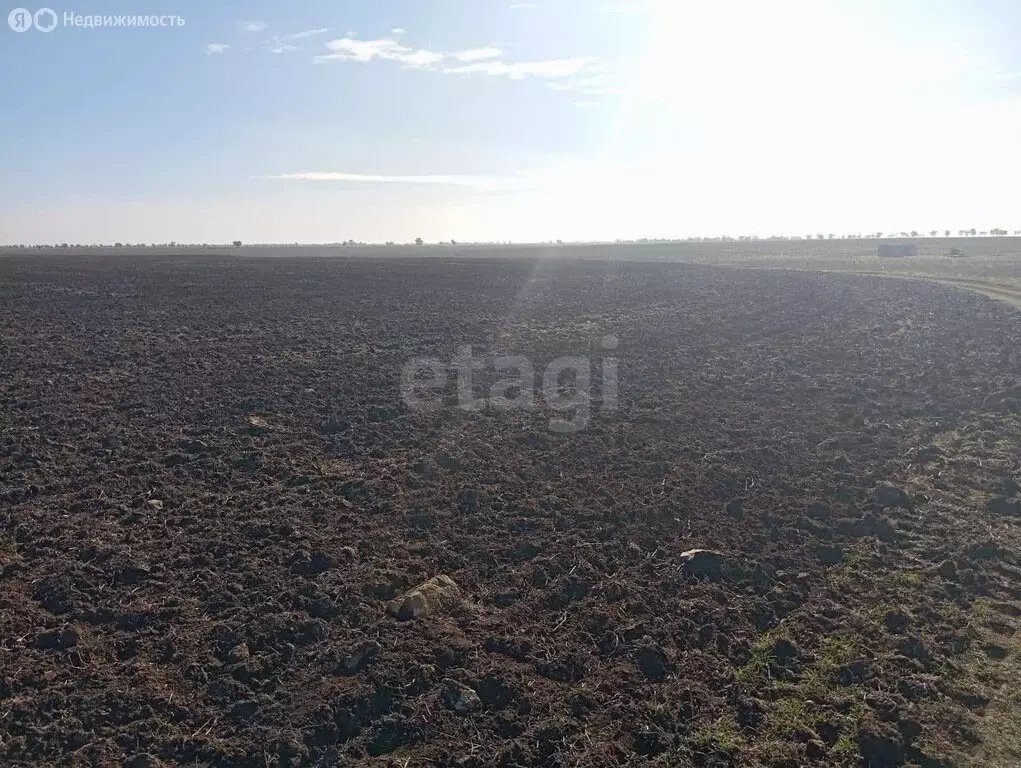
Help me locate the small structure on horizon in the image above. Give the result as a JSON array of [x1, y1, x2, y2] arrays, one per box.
[[878, 243, 917, 258]]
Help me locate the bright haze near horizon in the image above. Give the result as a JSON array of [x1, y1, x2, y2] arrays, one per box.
[[1, 0, 1020, 245]]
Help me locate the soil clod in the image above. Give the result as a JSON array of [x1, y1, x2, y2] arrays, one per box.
[[387, 575, 461, 620]]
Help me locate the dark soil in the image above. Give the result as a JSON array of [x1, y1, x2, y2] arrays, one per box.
[[1, 253, 1020, 766]]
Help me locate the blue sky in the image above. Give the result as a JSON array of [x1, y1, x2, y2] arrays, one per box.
[[1, 0, 1020, 244]]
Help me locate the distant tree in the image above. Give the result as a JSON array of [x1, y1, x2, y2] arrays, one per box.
[[450, 239, 457, 245], [60, 242, 68, 248], [114, 242, 123, 248], [816, 233, 824, 240], [944, 230, 951, 237], [929, 230, 937, 237], [979, 231, 988, 236], [415, 237, 424, 246], [232, 240, 242, 247], [909, 230, 919, 237], [969, 228, 977, 236]]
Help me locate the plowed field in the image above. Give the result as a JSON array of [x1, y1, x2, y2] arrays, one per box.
[[2, 253, 1020, 767]]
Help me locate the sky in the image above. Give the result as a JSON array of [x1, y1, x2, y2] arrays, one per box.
[[1, 0, 1020, 244]]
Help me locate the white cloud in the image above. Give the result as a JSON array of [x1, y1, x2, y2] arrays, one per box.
[[444, 57, 594, 79], [263, 28, 329, 55], [278, 27, 329, 41], [238, 20, 267, 33], [316, 38, 443, 67], [315, 36, 595, 82], [390, 27, 406, 34], [453, 47, 502, 62], [398, 49, 447, 67], [206, 43, 230, 55], [265, 172, 520, 191], [508, 3, 534, 8]]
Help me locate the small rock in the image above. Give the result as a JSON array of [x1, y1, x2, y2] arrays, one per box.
[[387, 574, 461, 621], [227, 643, 250, 663], [815, 544, 844, 566], [341, 639, 381, 674], [146, 499, 164, 511], [178, 439, 208, 454], [440, 678, 482, 714], [678, 549, 724, 579], [874, 485, 911, 508]]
